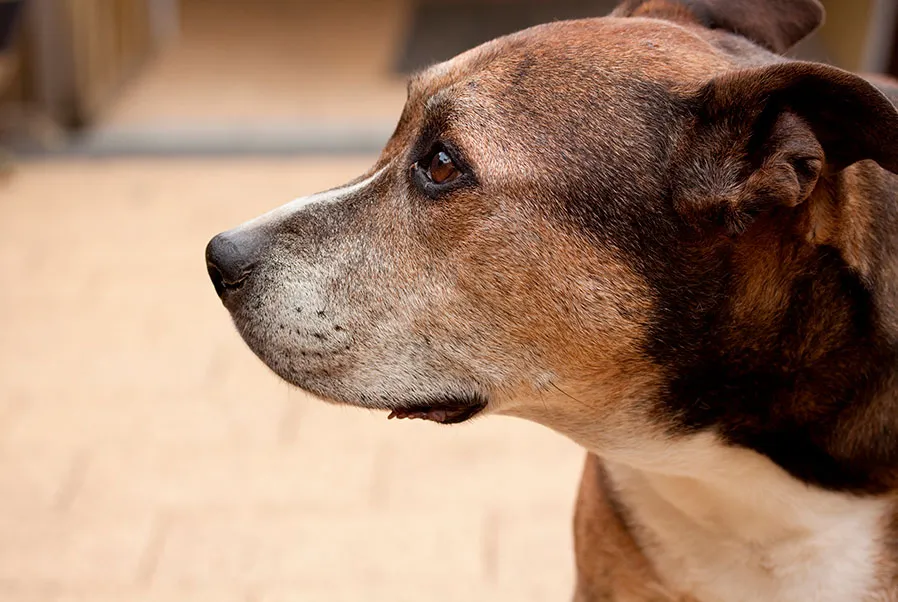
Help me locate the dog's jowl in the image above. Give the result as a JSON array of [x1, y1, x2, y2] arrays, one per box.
[[207, 0, 898, 599]]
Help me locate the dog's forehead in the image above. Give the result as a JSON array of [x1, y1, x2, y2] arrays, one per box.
[[409, 16, 728, 103], [392, 17, 733, 183]]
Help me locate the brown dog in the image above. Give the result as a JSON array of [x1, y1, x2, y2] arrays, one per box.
[[206, 1, 898, 599]]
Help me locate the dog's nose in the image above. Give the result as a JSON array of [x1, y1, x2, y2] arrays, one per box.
[[205, 231, 258, 298]]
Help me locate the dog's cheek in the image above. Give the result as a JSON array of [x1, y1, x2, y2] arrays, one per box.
[[435, 222, 659, 404]]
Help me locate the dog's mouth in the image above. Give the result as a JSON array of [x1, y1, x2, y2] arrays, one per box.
[[387, 394, 488, 424]]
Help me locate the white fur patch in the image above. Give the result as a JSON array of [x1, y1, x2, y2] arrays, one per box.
[[602, 433, 889, 602], [231, 167, 387, 232]]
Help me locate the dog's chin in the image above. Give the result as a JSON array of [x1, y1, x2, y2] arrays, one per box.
[[248, 351, 489, 425], [295, 380, 489, 425], [229, 313, 488, 425]]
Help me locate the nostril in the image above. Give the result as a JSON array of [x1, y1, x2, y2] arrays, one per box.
[[207, 260, 251, 297], [207, 263, 226, 298]]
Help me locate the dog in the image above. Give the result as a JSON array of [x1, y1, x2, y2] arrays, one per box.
[[206, 0, 898, 599]]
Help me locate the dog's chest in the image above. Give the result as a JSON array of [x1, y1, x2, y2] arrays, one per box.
[[640, 511, 885, 602], [604, 438, 893, 602]]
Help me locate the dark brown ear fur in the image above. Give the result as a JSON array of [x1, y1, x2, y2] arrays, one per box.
[[672, 62, 898, 232], [613, 0, 825, 53]]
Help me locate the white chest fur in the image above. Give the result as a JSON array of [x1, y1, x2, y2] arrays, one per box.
[[602, 434, 891, 602]]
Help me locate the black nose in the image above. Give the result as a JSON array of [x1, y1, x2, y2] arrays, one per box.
[[205, 231, 259, 298]]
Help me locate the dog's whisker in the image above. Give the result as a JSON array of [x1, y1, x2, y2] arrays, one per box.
[[547, 381, 592, 411]]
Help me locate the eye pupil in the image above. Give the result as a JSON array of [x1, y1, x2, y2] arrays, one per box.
[[427, 150, 459, 185]]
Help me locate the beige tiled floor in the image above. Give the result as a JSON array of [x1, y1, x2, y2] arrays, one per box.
[[0, 158, 584, 601]]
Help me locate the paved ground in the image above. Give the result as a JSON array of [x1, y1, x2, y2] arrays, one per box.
[[0, 157, 584, 601]]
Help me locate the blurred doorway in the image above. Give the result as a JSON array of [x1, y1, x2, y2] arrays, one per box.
[[891, 9, 898, 76], [23, 0, 177, 127]]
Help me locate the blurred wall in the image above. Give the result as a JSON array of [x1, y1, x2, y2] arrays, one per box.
[[6, 0, 898, 133]]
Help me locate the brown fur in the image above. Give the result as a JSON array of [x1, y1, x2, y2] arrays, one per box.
[[206, 0, 898, 598], [614, 0, 825, 53]]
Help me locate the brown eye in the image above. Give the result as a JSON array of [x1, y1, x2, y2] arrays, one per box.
[[427, 150, 460, 185]]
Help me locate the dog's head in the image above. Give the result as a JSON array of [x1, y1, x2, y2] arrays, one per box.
[[208, 0, 898, 491]]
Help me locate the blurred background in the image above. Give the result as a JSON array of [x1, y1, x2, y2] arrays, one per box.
[[0, 1, 895, 601]]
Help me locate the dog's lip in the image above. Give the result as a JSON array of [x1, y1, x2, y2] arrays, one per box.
[[387, 395, 487, 424]]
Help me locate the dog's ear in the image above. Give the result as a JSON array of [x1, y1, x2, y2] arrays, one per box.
[[612, 0, 824, 53], [672, 62, 898, 233]]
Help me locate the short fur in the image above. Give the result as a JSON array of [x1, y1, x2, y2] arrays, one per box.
[[207, 0, 898, 599]]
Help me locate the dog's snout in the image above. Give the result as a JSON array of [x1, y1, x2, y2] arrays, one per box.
[[205, 232, 259, 298]]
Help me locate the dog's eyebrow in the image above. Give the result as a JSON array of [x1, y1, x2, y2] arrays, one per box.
[[423, 87, 457, 117], [407, 71, 432, 98]]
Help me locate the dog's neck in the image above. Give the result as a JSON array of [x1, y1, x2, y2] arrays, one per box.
[[600, 434, 893, 602], [641, 161, 898, 495]]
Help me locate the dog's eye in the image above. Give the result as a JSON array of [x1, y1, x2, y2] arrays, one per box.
[[410, 144, 468, 196], [426, 150, 460, 185]]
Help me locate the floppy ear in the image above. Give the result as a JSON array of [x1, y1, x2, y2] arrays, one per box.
[[671, 62, 898, 232], [612, 0, 824, 54]]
